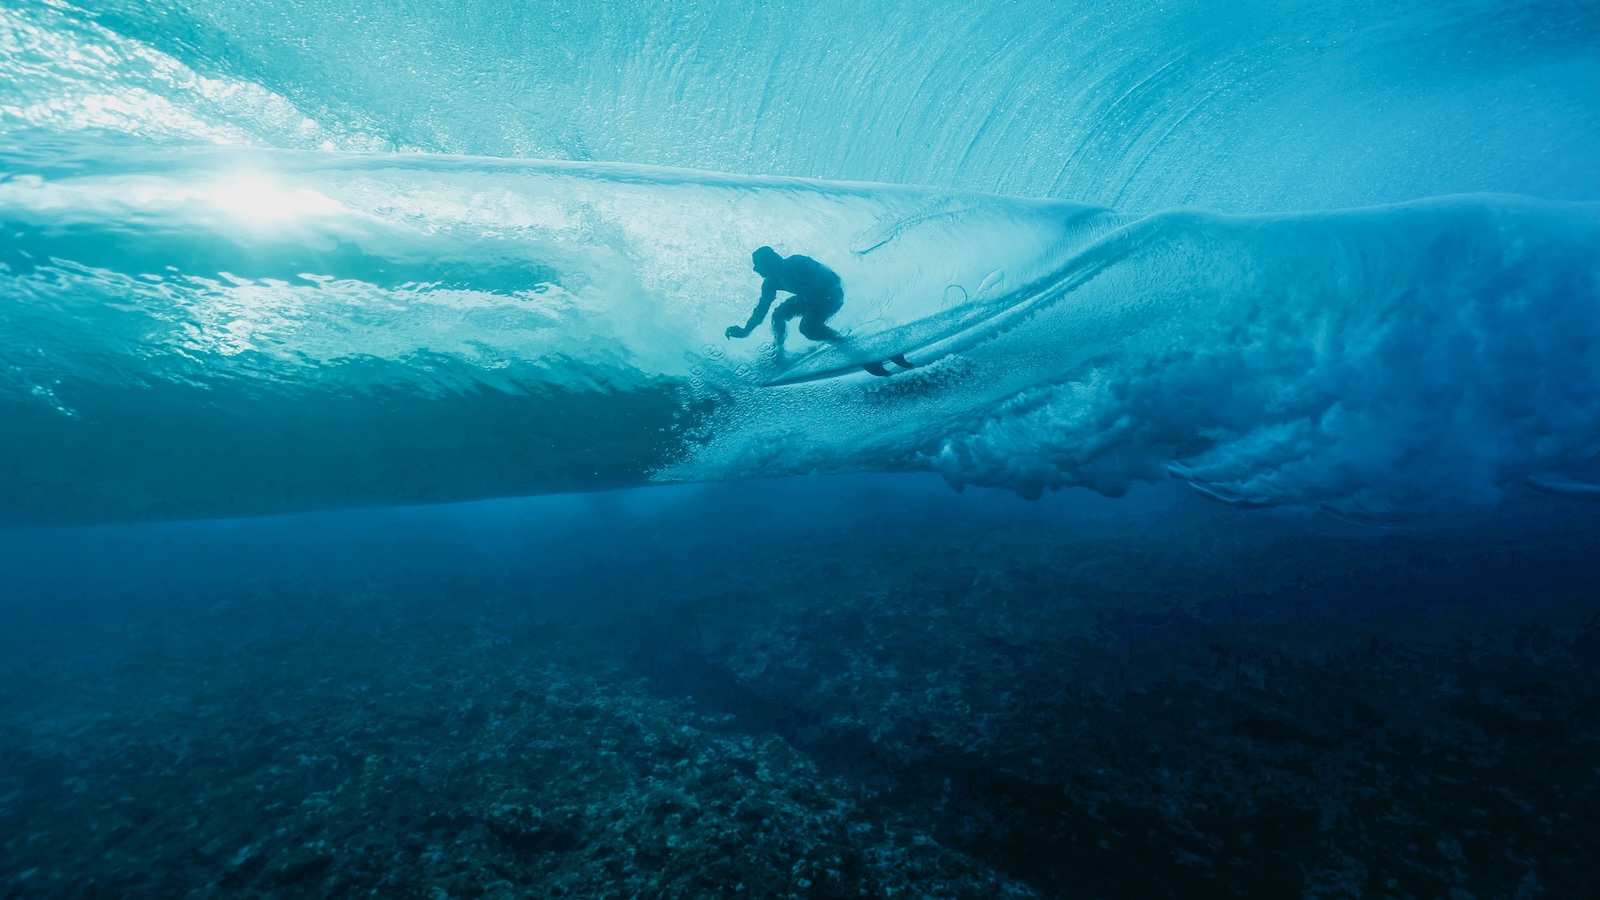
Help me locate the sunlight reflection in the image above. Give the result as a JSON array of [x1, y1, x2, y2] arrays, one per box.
[[206, 175, 345, 221]]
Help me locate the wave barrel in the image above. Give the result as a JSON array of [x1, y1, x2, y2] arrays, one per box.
[[0, 144, 1114, 525], [3, 145, 1597, 526]]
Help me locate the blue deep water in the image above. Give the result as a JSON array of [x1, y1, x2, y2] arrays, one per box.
[[2, 1, 1598, 897]]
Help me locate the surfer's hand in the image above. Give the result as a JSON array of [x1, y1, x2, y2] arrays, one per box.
[[725, 325, 748, 339]]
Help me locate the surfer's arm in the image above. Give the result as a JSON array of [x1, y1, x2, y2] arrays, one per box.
[[726, 281, 778, 339]]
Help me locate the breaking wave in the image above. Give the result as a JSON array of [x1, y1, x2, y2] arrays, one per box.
[[1, 0, 1596, 525], [2, 142, 1595, 525]]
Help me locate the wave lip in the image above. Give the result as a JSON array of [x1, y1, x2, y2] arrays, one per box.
[[9, 0, 1592, 211]]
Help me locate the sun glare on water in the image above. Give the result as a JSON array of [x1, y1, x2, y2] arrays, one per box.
[[205, 174, 345, 222]]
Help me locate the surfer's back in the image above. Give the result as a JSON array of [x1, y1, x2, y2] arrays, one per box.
[[778, 254, 841, 295]]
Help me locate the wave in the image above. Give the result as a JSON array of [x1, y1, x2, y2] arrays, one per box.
[[1, 143, 1595, 525]]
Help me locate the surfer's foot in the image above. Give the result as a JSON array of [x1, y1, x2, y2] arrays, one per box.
[[888, 354, 915, 369], [861, 361, 893, 377]]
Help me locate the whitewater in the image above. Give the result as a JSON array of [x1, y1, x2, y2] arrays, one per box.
[[2, 0, 1597, 527]]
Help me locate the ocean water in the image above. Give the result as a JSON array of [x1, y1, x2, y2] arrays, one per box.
[[1, 1, 1597, 897]]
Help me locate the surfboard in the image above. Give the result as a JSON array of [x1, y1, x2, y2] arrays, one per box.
[[760, 215, 1157, 388]]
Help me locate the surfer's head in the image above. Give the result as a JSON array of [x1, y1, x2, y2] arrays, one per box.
[[752, 246, 782, 278]]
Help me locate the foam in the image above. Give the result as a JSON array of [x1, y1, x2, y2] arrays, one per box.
[[919, 198, 1600, 518]]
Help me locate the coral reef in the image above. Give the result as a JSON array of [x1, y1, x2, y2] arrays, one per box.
[[2, 485, 1596, 897]]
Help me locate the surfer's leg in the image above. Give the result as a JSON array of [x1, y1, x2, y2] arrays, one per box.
[[799, 316, 843, 343], [889, 353, 915, 369], [798, 286, 846, 343], [771, 296, 805, 350]]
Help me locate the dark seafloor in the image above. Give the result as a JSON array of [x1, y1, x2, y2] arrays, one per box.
[[1, 475, 1596, 899]]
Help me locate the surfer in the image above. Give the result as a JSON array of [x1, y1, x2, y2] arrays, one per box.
[[725, 246, 847, 351], [726, 246, 912, 375]]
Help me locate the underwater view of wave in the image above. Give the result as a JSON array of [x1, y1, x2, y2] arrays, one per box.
[[2, 0, 1598, 897]]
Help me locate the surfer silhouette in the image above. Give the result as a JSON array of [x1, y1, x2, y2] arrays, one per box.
[[726, 246, 912, 376]]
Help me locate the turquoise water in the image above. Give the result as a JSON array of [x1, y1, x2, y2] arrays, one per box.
[[2, 1, 1597, 896]]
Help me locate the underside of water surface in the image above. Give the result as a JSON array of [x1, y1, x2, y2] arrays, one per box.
[[1, 0, 1597, 897]]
